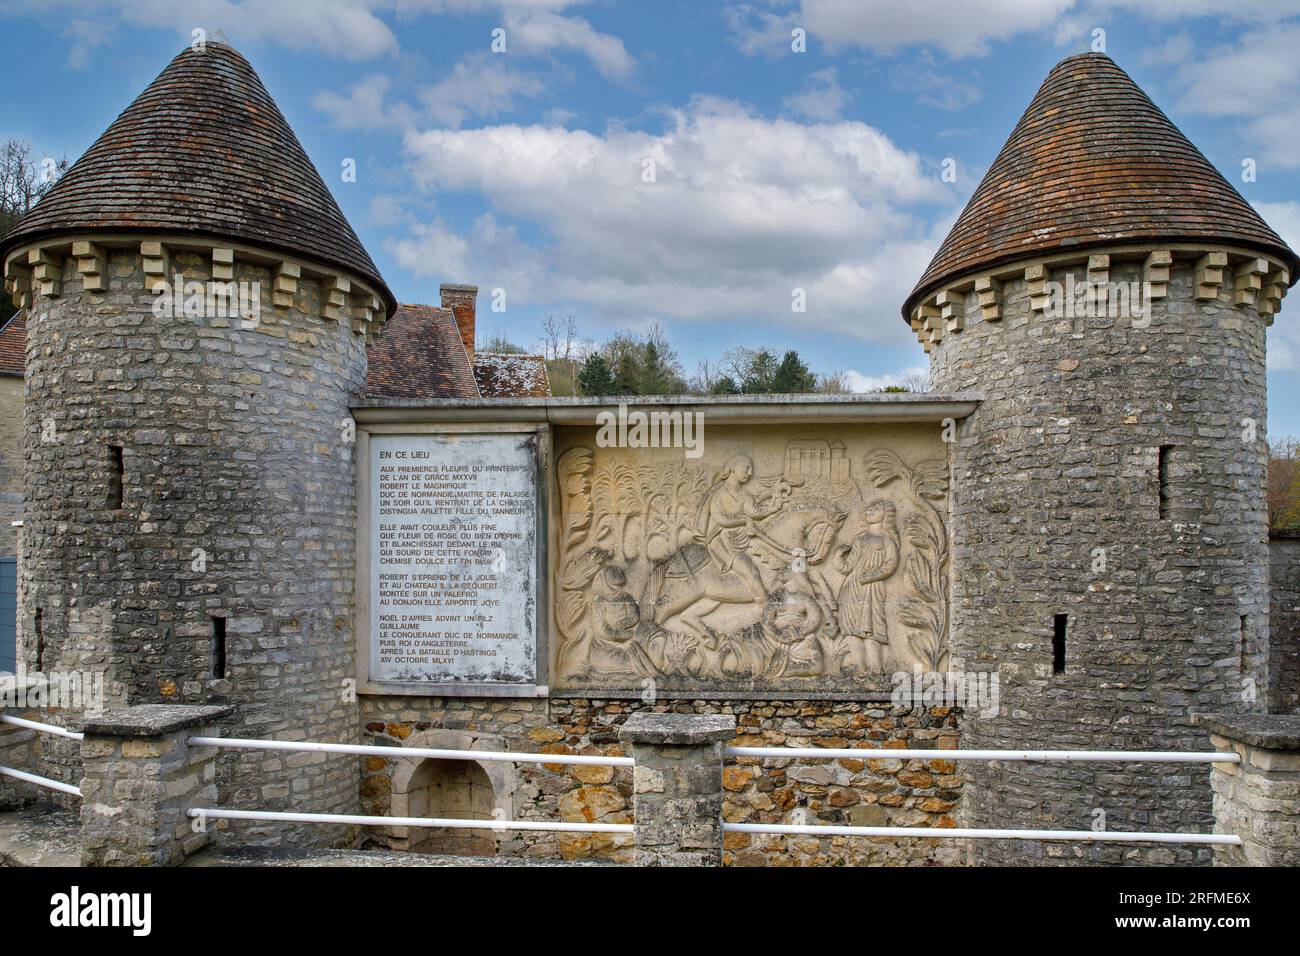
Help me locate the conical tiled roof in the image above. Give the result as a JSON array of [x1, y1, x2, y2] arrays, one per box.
[[904, 53, 1297, 321], [0, 42, 394, 315]]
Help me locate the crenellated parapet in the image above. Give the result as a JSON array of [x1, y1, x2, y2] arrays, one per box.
[[4, 234, 387, 344], [906, 243, 1290, 353]]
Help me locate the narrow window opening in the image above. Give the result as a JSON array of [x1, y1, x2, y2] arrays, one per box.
[[34, 607, 45, 672], [1157, 445, 1173, 519], [1052, 614, 1068, 674], [211, 616, 227, 680], [108, 444, 124, 510], [1239, 615, 1249, 673]]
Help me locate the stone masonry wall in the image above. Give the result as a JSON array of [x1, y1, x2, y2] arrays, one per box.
[[359, 695, 963, 866], [931, 257, 1268, 865], [19, 244, 368, 846], [1269, 532, 1300, 714]]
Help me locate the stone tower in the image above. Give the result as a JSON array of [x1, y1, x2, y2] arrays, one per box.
[[905, 53, 1297, 864], [0, 41, 394, 844]]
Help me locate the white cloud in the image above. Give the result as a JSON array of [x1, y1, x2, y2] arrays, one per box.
[[1088, 0, 1300, 22], [62, 17, 114, 69], [393, 0, 633, 78], [399, 99, 953, 343], [1138, 31, 1194, 68], [1174, 24, 1300, 170], [731, 0, 1076, 58], [314, 54, 546, 130], [17, 0, 632, 71], [312, 75, 415, 131], [843, 365, 930, 392], [43, 0, 401, 60], [420, 54, 546, 127], [783, 67, 850, 121], [502, 8, 633, 79], [728, 0, 1300, 62], [892, 59, 983, 112]]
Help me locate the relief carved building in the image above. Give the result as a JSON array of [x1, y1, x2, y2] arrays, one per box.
[[1, 43, 1297, 866]]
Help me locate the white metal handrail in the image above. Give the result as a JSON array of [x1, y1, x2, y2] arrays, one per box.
[[722, 821, 1241, 845], [189, 736, 633, 767], [726, 746, 1240, 764], [188, 807, 633, 834], [0, 713, 85, 741], [0, 764, 82, 797]]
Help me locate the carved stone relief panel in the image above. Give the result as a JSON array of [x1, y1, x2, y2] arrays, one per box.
[[552, 424, 950, 694]]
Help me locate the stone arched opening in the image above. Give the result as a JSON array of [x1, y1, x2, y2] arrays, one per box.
[[388, 729, 518, 857]]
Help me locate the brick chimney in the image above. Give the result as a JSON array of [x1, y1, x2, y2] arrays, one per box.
[[440, 283, 478, 362]]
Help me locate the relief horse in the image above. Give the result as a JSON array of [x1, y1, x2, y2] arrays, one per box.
[[642, 501, 846, 642]]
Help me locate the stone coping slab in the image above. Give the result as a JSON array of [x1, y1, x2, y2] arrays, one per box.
[[1194, 714, 1300, 750], [80, 704, 235, 737], [618, 712, 737, 745], [353, 392, 983, 425]]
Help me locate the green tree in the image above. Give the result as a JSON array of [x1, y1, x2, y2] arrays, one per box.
[[771, 350, 817, 393], [711, 375, 740, 395], [741, 349, 779, 394], [612, 350, 641, 395], [577, 353, 617, 396], [640, 339, 672, 395]]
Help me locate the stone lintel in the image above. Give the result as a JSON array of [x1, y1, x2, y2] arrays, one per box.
[[619, 713, 736, 745], [80, 704, 235, 738]]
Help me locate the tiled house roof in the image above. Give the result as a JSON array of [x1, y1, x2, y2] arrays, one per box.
[[0, 314, 24, 376], [366, 304, 479, 399], [904, 53, 1299, 320], [472, 353, 551, 398], [0, 42, 394, 316]]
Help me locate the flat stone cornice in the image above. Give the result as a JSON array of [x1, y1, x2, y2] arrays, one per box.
[[79, 704, 235, 737], [352, 392, 982, 426]]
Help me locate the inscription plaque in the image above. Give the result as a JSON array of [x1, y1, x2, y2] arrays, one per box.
[[369, 433, 539, 686]]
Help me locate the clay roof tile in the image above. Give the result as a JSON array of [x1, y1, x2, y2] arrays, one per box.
[[0, 41, 394, 315], [903, 53, 1298, 321]]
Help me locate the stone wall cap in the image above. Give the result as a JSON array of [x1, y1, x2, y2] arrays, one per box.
[[353, 392, 984, 426], [1269, 527, 1300, 540], [618, 713, 737, 744], [80, 704, 235, 737], [1193, 714, 1300, 750]]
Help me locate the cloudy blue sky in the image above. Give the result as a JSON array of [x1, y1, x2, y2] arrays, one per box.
[[3, 1, 1300, 434]]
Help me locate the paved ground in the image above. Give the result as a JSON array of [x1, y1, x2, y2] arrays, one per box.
[[0, 806, 611, 867]]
